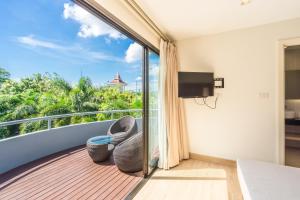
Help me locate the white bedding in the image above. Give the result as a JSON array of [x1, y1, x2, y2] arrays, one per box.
[[237, 159, 300, 200]]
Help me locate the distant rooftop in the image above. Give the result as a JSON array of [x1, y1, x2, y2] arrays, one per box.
[[110, 72, 127, 86]]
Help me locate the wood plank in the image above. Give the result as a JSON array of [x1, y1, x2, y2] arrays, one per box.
[[103, 176, 135, 200], [0, 147, 86, 188], [0, 153, 87, 195], [90, 172, 132, 200], [0, 146, 142, 200], [23, 161, 102, 200], [107, 176, 141, 200], [1, 155, 94, 199], [80, 171, 126, 200], [77, 172, 123, 200], [46, 164, 118, 199], [0, 152, 87, 197]]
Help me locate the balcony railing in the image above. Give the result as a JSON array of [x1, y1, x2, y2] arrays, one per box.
[[0, 109, 144, 173], [0, 109, 143, 130]]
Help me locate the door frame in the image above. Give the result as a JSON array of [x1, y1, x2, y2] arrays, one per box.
[[142, 47, 150, 176], [277, 37, 300, 165]]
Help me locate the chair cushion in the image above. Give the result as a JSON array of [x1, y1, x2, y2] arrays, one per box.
[[87, 135, 112, 145]]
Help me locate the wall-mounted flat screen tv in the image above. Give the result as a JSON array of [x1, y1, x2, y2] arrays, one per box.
[[178, 72, 214, 98]]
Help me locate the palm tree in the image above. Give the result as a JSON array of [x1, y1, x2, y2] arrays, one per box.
[[0, 71, 143, 139]]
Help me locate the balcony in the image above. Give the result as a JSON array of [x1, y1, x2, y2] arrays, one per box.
[[0, 110, 143, 199]]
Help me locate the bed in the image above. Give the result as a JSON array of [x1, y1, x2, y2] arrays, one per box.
[[237, 159, 300, 200]]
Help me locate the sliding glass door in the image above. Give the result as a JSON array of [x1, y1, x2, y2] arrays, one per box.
[[75, 0, 160, 177], [147, 50, 160, 174]]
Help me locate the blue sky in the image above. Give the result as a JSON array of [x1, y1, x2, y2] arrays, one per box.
[[0, 0, 159, 90]]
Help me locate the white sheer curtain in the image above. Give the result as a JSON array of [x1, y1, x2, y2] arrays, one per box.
[[158, 39, 189, 169]]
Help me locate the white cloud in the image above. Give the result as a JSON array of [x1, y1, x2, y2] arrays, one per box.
[[150, 64, 159, 76], [136, 76, 142, 81], [88, 50, 123, 62], [63, 3, 125, 39], [16, 35, 122, 63], [125, 42, 142, 63], [17, 35, 63, 49]]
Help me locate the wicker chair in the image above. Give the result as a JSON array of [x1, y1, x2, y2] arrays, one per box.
[[113, 131, 143, 173], [107, 116, 137, 145]]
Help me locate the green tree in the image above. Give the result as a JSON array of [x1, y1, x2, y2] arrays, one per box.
[[0, 67, 10, 85], [0, 71, 142, 139]]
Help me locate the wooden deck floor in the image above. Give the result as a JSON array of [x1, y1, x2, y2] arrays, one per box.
[[0, 146, 143, 200]]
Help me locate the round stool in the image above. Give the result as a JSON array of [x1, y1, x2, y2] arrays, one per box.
[[87, 136, 114, 162]]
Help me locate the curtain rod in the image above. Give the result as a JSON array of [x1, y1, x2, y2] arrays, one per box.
[[123, 0, 170, 42]]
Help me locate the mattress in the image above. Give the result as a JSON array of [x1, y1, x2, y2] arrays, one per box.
[[237, 159, 300, 200]]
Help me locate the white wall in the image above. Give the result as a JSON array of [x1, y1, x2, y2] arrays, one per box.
[[177, 18, 300, 162]]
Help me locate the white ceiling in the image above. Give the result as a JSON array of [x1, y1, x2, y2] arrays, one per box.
[[136, 0, 300, 40]]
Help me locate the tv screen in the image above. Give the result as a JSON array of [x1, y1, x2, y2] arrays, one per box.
[[178, 72, 214, 98]]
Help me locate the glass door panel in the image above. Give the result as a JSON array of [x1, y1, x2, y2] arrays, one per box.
[[147, 50, 160, 174]]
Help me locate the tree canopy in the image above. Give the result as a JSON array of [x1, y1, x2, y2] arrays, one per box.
[[0, 68, 10, 85], [0, 68, 142, 139]]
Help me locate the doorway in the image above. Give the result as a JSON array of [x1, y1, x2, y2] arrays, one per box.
[[284, 45, 300, 167], [278, 38, 300, 166]]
